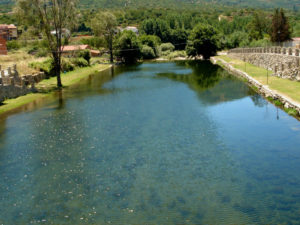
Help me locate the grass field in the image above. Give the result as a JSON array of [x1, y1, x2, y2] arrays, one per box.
[[0, 51, 46, 75], [216, 55, 300, 104]]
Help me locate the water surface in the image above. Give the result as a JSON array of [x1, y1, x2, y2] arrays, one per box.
[[1, 61, 300, 224]]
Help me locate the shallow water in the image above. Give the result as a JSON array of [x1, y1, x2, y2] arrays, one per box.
[[1, 61, 300, 224]]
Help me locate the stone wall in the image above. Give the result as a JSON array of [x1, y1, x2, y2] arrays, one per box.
[[212, 57, 300, 115], [228, 47, 300, 81], [0, 64, 45, 103]]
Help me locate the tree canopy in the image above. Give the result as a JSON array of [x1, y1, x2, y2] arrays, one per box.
[[186, 24, 220, 59], [115, 30, 141, 63], [15, 0, 78, 87], [271, 8, 291, 42]]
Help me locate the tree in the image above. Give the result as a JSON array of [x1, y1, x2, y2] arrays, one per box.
[[271, 8, 291, 43], [115, 30, 141, 64], [141, 19, 171, 43], [15, 0, 78, 88], [139, 34, 161, 57], [91, 12, 117, 63], [186, 23, 219, 60], [248, 12, 269, 41]]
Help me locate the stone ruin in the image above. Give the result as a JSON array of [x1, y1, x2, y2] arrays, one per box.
[[0, 64, 45, 103]]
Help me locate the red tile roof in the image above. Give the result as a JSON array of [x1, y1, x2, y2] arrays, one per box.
[[61, 45, 90, 52]]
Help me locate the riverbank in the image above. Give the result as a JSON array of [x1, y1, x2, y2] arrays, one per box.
[[0, 64, 112, 115], [212, 55, 300, 116]]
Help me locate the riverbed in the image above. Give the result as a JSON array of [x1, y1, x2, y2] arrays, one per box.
[[0, 61, 300, 224]]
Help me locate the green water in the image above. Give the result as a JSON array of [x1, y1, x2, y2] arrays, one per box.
[[1, 61, 300, 224]]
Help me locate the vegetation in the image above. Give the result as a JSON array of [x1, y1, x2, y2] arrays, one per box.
[[186, 24, 219, 59], [90, 12, 117, 63], [115, 30, 141, 63], [15, 0, 78, 88], [270, 8, 291, 42], [0, 64, 111, 115], [217, 55, 300, 105]]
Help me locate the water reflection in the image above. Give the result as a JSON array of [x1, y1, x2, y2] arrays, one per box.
[[157, 61, 259, 105], [0, 62, 300, 224]]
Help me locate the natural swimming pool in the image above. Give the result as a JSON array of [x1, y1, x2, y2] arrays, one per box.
[[1, 61, 300, 224]]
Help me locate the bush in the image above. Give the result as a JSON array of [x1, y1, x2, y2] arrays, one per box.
[[6, 40, 21, 50], [159, 43, 175, 52], [166, 50, 187, 60], [77, 50, 91, 65], [27, 46, 39, 55], [115, 30, 142, 64], [248, 39, 272, 47], [30, 58, 77, 77], [61, 59, 75, 72], [81, 37, 105, 49], [36, 48, 49, 57], [141, 45, 156, 59], [71, 58, 89, 67], [30, 58, 55, 77]]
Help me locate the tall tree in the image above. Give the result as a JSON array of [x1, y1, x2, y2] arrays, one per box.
[[271, 8, 291, 43], [248, 12, 269, 41], [116, 30, 141, 64], [91, 12, 117, 63], [186, 23, 219, 60], [15, 0, 78, 88]]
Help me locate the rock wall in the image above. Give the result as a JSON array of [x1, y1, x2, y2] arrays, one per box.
[[0, 85, 32, 103], [0, 64, 45, 103], [228, 47, 300, 81], [212, 57, 300, 115]]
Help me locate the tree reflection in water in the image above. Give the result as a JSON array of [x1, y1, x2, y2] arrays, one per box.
[[157, 60, 268, 106]]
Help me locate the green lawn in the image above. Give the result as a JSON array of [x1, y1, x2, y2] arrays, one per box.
[[216, 55, 300, 104], [37, 64, 112, 92], [0, 64, 111, 115]]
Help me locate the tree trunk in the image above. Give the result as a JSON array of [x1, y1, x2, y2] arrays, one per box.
[[53, 53, 62, 88], [109, 37, 114, 63]]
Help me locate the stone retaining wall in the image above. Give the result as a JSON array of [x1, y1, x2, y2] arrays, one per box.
[[212, 57, 300, 115], [0, 64, 45, 103], [228, 47, 300, 81]]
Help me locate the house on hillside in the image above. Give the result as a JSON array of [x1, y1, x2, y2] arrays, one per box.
[[0, 24, 18, 40], [61, 45, 90, 56], [51, 29, 71, 38], [118, 26, 139, 35], [61, 45, 101, 57]]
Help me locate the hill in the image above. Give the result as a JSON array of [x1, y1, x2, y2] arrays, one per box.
[[80, 0, 300, 10], [1, 0, 299, 12]]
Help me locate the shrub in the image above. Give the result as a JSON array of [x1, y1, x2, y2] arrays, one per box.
[[27, 46, 39, 55], [166, 50, 187, 60], [71, 58, 89, 67], [36, 48, 49, 57], [159, 43, 175, 52], [61, 59, 75, 72], [6, 40, 21, 50], [77, 50, 91, 65], [30, 58, 55, 77], [141, 45, 156, 59]]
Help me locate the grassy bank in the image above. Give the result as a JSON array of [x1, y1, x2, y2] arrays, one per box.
[[0, 64, 111, 115], [216, 55, 300, 104]]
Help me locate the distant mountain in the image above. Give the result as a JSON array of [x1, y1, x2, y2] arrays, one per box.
[[1, 0, 299, 11]]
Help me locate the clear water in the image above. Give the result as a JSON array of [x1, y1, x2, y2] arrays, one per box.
[[1, 61, 300, 224]]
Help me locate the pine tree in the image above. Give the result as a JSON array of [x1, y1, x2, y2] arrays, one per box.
[[271, 8, 291, 43]]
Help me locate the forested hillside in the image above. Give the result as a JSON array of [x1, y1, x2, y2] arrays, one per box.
[[80, 0, 300, 10], [1, 0, 300, 12]]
